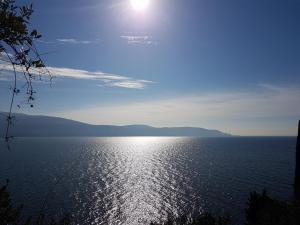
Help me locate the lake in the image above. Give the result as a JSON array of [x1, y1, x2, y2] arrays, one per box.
[[0, 137, 296, 225]]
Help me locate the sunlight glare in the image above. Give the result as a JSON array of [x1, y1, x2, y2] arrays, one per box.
[[130, 0, 150, 11]]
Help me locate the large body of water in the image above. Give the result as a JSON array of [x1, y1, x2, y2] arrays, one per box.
[[0, 137, 296, 224]]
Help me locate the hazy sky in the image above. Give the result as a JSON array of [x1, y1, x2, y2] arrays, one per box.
[[0, 0, 299, 136]]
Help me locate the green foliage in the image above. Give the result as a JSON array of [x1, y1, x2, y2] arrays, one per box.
[[0, 181, 71, 225], [0, 180, 22, 225], [0, 0, 44, 67], [150, 213, 231, 225], [0, 0, 45, 77], [245, 190, 300, 225], [151, 191, 300, 225]]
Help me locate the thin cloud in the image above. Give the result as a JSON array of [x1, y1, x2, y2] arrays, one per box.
[[36, 38, 100, 45], [56, 84, 300, 136], [0, 62, 153, 89], [120, 35, 156, 45], [36, 40, 56, 44], [107, 80, 153, 89], [56, 38, 100, 44]]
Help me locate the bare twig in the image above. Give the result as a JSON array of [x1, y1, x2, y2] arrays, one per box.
[[3, 48, 17, 142]]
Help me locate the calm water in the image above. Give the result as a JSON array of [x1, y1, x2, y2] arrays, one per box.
[[0, 137, 296, 224]]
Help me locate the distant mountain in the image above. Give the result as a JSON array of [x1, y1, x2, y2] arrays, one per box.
[[0, 112, 232, 137]]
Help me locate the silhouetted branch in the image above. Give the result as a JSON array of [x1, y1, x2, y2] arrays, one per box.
[[2, 48, 16, 142], [0, 0, 51, 143]]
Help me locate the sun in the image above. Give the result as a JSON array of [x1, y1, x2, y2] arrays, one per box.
[[130, 0, 150, 11]]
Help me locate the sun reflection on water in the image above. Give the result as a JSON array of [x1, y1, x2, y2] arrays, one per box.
[[72, 137, 196, 225]]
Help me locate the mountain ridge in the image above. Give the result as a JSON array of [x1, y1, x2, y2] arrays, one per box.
[[0, 112, 232, 137]]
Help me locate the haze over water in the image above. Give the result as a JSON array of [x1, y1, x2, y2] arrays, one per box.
[[0, 137, 295, 225]]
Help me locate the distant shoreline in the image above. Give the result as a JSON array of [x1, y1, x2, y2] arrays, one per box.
[[0, 113, 232, 138]]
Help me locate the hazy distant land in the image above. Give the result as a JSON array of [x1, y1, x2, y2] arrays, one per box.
[[0, 113, 231, 137]]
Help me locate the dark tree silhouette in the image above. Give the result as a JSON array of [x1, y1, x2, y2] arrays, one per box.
[[245, 191, 300, 225], [0, 180, 22, 225], [0, 0, 50, 142], [150, 214, 231, 225], [0, 181, 71, 225]]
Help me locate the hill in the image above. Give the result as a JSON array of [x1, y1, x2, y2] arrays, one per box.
[[0, 113, 232, 137]]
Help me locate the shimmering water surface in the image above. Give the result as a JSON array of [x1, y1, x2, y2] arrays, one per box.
[[0, 137, 296, 224]]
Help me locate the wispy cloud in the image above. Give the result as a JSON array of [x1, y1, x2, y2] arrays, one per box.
[[56, 38, 100, 44], [36, 40, 56, 44], [120, 35, 156, 45], [0, 62, 153, 89], [40, 35, 155, 45], [37, 38, 100, 45], [106, 80, 153, 89], [56, 84, 300, 136]]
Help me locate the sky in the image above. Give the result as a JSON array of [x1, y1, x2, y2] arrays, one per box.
[[0, 0, 300, 136]]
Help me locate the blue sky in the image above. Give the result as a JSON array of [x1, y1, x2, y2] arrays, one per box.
[[0, 0, 300, 135]]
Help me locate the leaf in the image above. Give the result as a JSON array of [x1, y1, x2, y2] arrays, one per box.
[[30, 29, 37, 37]]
